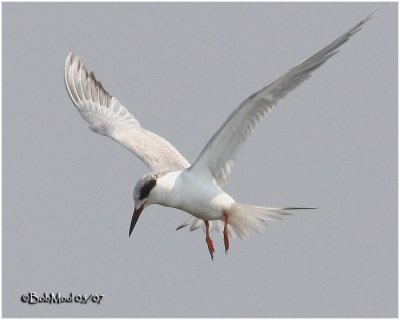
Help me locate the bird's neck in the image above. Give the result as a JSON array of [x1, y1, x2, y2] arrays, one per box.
[[148, 171, 182, 206]]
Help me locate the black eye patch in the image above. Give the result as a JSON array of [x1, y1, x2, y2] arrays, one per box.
[[139, 179, 157, 200]]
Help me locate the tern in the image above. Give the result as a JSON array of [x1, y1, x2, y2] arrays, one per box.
[[65, 12, 373, 259]]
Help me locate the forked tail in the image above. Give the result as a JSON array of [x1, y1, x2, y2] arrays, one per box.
[[176, 203, 315, 239], [227, 203, 315, 239]]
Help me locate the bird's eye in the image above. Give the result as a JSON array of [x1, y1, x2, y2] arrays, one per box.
[[139, 179, 157, 200]]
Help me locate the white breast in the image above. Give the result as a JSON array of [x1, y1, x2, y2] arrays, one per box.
[[150, 170, 235, 221]]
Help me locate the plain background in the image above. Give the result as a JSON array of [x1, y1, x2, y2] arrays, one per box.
[[3, 2, 397, 318]]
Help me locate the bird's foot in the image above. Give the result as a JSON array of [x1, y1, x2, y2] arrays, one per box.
[[206, 236, 215, 260], [204, 220, 214, 260], [223, 211, 229, 254]]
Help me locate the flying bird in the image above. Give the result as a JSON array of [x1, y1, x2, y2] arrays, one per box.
[[65, 12, 373, 259]]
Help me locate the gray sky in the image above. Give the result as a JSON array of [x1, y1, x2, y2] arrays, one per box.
[[3, 2, 397, 317]]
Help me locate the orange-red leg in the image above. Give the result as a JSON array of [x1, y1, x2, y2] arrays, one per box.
[[223, 211, 229, 253], [204, 220, 214, 260]]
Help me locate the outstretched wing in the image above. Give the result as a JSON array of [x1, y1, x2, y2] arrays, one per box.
[[189, 12, 373, 186], [64, 53, 190, 172]]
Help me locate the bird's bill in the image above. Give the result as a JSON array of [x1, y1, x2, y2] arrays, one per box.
[[129, 202, 146, 237]]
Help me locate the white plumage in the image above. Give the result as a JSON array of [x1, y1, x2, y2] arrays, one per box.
[[64, 11, 374, 259], [64, 55, 190, 172], [189, 13, 373, 187]]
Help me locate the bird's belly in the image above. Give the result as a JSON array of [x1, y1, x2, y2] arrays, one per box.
[[176, 193, 232, 221], [165, 179, 234, 221]]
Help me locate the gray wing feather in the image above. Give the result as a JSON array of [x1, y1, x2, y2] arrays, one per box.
[[64, 53, 190, 172], [189, 12, 373, 186]]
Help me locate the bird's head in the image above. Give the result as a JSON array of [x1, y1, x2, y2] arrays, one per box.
[[129, 173, 158, 237]]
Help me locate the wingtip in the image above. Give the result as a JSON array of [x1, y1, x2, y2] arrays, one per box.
[[359, 4, 382, 25], [368, 3, 384, 18], [65, 52, 82, 69], [65, 52, 74, 65]]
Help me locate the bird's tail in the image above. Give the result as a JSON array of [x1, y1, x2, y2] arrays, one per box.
[[176, 203, 315, 239], [227, 203, 314, 239]]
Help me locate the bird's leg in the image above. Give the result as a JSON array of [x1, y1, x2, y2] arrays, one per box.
[[223, 211, 229, 253], [204, 220, 214, 260]]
